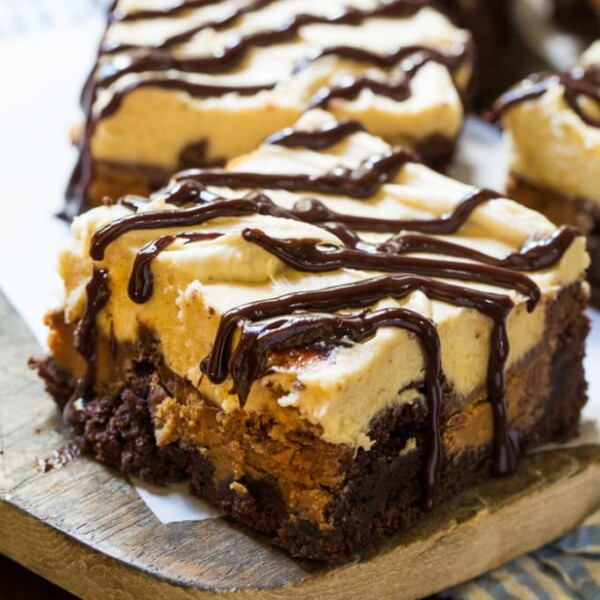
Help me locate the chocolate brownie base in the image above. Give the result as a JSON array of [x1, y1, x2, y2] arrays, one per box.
[[79, 132, 457, 212], [507, 175, 600, 307], [33, 284, 588, 563]]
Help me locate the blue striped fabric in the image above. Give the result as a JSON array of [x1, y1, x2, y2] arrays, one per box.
[[444, 510, 600, 599]]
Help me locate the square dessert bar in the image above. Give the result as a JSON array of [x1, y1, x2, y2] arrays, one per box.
[[37, 110, 590, 562], [492, 42, 600, 306], [67, 0, 473, 215]]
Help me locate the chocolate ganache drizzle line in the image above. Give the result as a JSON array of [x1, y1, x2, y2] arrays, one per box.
[[74, 268, 110, 392], [90, 197, 290, 260], [122, 197, 575, 309], [129, 232, 223, 303], [292, 189, 499, 233], [240, 229, 540, 306], [164, 182, 496, 235], [91, 183, 494, 263], [265, 120, 365, 150], [294, 44, 466, 75], [85, 1, 469, 118], [174, 148, 417, 198], [94, 42, 467, 108], [66, 140, 413, 219], [489, 66, 600, 127], [105, 0, 276, 51], [98, 79, 274, 120], [70, 1, 468, 212], [307, 46, 468, 109], [364, 227, 579, 272]]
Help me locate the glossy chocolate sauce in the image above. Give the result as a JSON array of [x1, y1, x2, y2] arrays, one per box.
[[240, 228, 540, 304], [489, 66, 600, 127], [73, 268, 110, 392], [265, 119, 365, 150], [129, 231, 223, 303], [308, 45, 468, 109], [174, 148, 417, 197]]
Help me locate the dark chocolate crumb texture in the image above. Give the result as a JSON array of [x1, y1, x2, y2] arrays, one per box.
[[36, 110, 590, 562], [66, 0, 475, 215]]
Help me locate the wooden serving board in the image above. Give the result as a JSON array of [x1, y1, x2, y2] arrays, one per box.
[[1, 289, 600, 600]]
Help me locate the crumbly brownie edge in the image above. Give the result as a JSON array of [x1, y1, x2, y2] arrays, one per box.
[[32, 283, 589, 562]]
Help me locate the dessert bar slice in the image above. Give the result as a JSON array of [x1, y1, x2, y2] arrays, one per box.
[[37, 110, 590, 562], [67, 0, 473, 215], [492, 41, 600, 306]]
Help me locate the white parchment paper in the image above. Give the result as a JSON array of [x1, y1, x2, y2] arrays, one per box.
[[0, 12, 598, 525]]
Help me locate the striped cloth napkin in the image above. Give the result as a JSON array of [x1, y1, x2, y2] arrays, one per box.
[[2, 1, 600, 598]]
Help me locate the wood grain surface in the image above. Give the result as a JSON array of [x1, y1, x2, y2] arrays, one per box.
[[1, 289, 600, 600]]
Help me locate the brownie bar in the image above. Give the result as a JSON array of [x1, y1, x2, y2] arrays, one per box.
[[507, 176, 600, 307], [67, 0, 474, 215], [33, 283, 589, 562], [36, 110, 590, 562]]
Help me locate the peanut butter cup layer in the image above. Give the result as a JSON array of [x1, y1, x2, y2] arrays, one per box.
[[37, 110, 590, 562], [66, 0, 473, 216], [491, 42, 600, 306]]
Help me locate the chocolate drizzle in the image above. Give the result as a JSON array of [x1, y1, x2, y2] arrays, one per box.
[[129, 231, 223, 303], [489, 66, 600, 128], [288, 189, 498, 233], [87, 0, 453, 107], [90, 169, 502, 263], [265, 120, 365, 150], [174, 148, 417, 198], [98, 79, 274, 120], [307, 45, 467, 109], [110, 0, 266, 25], [240, 229, 540, 306], [74, 268, 111, 392]]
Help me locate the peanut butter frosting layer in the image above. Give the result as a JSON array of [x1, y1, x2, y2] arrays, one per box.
[[493, 43, 600, 204], [56, 110, 590, 464], [69, 0, 472, 212]]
